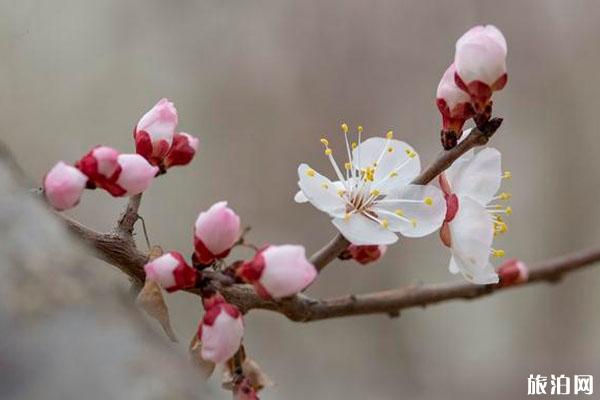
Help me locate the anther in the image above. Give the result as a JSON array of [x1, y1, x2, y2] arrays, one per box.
[[410, 218, 417, 228], [320, 138, 329, 146], [381, 218, 389, 229], [306, 168, 316, 177], [405, 149, 416, 158], [387, 147, 394, 153], [321, 183, 329, 189], [395, 209, 405, 217], [502, 170, 512, 180], [492, 249, 506, 258], [386, 130, 393, 140], [505, 206, 512, 215], [498, 192, 512, 200], [351, 141, 357, 149], [357, 126, 364, 133], [424, 197, 433, 206], [341, 123, 349, 134], [324, 148, 332, 156], [370, 189, 380, 197], [344, 162, 352, 170]]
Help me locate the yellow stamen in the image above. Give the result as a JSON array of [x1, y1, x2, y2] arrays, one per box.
[[344, 162, 352, 170], [370, 189, 380, 197], [387, 146, 394, 153], [364, 166, 375, 182], [344, 213, 351, 222], [351, 141, 357, 149], [341, 123, 349, 134], [498, 192, 512, 200], [390, 171, 398, 178], [306, 168, 316, 177], [324, 148, 333, 156], [395, 209, 405, 217], [492, 249, 506, 258], [321, 183, 329, 189], [502, 170, 512, 180], [381, 218, 389, 229], [357, 126, 364, 133], [320, 138, 329, 146], [386, 130, 393, 140], [410, 218, 417, 228], [424, 197, 433, 206], [505, 206, 512, 215], [405, 148, 417, 158], [337, 190, 345, 196]]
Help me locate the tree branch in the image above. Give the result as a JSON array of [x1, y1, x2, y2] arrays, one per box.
[[54, 118, 600, 324]]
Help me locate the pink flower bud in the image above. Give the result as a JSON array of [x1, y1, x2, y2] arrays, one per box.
[[497, 258, 528, 287], [198, 302, 244, 364], [114, 154, 159, 196], [436, 63, 475, 150], [143, 251, 197, 292], [454, 25, 508, 111], [43, 161, 88, 211], [347, 244, 387, 265], [194, 201, 241, 265], [164, 132, 199, 168], [76, 146, 126, 196], [134, 98, 178, 165], [237, 245, 317, 299]]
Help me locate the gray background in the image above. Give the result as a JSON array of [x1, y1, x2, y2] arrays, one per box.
[[2, 1, 600, 399]]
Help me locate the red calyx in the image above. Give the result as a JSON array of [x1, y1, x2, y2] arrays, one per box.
[[194, 238, 232, 266], [164, 133, 196, 168]]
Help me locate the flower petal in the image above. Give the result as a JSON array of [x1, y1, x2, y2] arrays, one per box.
[[352, 137, 421, 186], [332, 213, 398, 245], [449, 254, 499, 284], [374, 184, 446, 238], [297, 164, 346, 217], [449, 195, 494, 268], [444, 148, 501, 205]]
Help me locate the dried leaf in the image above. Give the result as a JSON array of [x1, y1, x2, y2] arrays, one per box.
[[136, 279, 178, 342], [222, 348, 273, 392], [189, 334, 216, 379]]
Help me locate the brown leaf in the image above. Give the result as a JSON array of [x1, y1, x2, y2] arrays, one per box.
[[136, 279, 178, 342], [189, 334, 216, 379], [222, 348, 273, 392]]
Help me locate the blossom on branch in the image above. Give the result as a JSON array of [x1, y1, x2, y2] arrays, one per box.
[[344, 244, 388, 265], [436, 63, 475, 150], [134, 98, 178, 166], [194, 201, 241, 265], [295, 124, 446, 245], [143, 251, 197, 292], [113, 154, 159, 196], [454, 25, 507, 113], [43, 161, 88, 210], [438, 145, 512, 284], [164, 132, 199, 168], [76, 145, 125, 196], [497, 258, 528, 287], [237, 244, 317, 299], [198, 298, 244, 364]]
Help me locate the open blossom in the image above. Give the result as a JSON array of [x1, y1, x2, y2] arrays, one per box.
[[194, 201, 241, 265], [436, 63, 475, 150], [454, 25, 507, 111], [76, 145, 125, 196], [143, 251, 197, 292], [198, 300, 244, 364], [134, 98, 178, 165], [295, 124, 446, 245], [43, 161, 88, 210], [347, 244, 387, 265], [438, 144, 512, 284], [237, 245, 317, 299], [164, 132, 199, 168], [114, 154, 159, 196]]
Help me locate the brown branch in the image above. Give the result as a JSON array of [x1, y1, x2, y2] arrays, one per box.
[[116, 193, 143, 235]]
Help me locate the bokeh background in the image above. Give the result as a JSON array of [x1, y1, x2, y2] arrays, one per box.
[[2, 1, 600, 399]]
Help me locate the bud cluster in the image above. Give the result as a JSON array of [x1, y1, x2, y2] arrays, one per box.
[[436, 25, 508, 149], [42, 98, 198, 211]]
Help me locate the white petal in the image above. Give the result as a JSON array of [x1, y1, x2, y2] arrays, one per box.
[[449, 196, 494, 268], [374, 184, 446, 238], [449, 254, 499, 284], [294, 190, 308, 203], [352, 138, 421, 186], [297, 164, 346, 217], [445, 148, 501, 205], [332, 214, 398, 245]]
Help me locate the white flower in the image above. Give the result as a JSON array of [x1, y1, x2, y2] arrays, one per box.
[[439, 145, 512, 284], [295, 125, 446, 245]]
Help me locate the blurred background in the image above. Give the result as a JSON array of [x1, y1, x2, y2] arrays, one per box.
[[2, 1, 600, 399]]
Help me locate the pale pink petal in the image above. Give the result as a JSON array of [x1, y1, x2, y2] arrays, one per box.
[[455, 25, 507, 86], [136, 98, 178, 144], [194, 201, 241, 256], [43, 161, 88, 211], [200, 310, 244, 364], [144, 253, 179, 289], [436, 63, 471, 114], [259, 245, 317, 298], [115, 154, 159, 196]]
